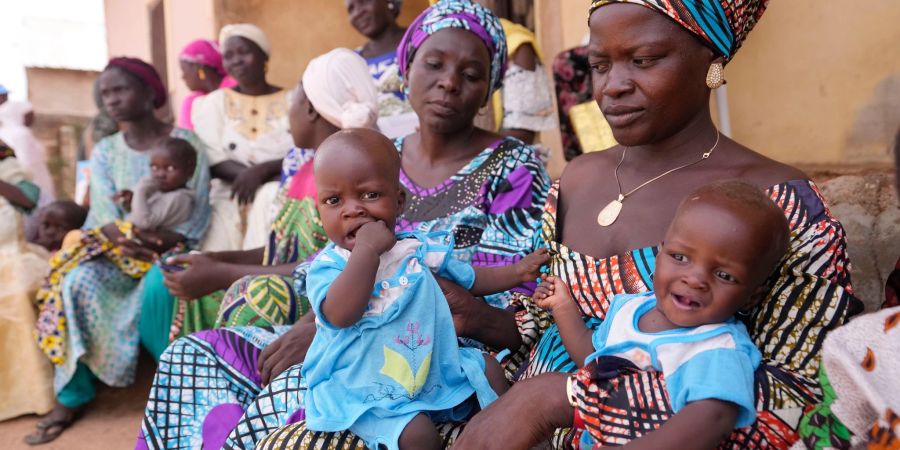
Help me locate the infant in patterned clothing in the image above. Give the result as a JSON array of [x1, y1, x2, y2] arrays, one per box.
[[534, 179, 790, 448], [301, 129, 548, 450]]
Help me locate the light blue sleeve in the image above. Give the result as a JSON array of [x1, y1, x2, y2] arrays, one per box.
[[306, 248, 347, 330], [664, 347, 759, 428], [417, 231, 475, 289]]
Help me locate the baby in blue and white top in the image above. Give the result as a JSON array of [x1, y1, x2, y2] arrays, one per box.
[[302, 129, 548, 450], [534, 180, 790, 445]]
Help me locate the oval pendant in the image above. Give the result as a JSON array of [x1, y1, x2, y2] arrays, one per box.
[[597, 199, 623, 227]]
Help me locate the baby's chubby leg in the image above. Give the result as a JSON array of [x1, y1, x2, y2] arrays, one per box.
[[483, 354, 509, 395], [398, 413, 441, 450]]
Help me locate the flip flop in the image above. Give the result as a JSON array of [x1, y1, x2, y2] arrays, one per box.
[[23, 414, 76, 446]]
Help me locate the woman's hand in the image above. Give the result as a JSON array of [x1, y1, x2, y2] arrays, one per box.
[[258, 316, 317, 386], [436, 277, 522, 351], [161, 253, 236, 299], [230, 160, 281, 205], [455, 373, 573, 449], [134, 227, 185, 254], [100, 222, 157, 261]]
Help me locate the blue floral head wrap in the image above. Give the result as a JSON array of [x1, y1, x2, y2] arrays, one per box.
[[397, 0, 507, 98]]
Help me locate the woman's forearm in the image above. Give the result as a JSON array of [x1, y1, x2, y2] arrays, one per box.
[[466, 305, 522, 351], [0, 180, 36, 210], [221, 262, 298, 280], [210, 160, 248, 183], [209, 247, 266, 265]]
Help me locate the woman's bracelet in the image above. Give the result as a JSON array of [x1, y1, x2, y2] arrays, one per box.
[[565, 374, 578, 407]]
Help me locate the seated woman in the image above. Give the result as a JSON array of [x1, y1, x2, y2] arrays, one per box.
[[138, 3, 550, 449], [177, 38, 235, 131], [345, 0, 418, 138], [0, 139, 54, 423], [25, 57, 211, 445], [455, 1, 861, 449], [193, 24, 293, 251], [138, 47, 380, 358]]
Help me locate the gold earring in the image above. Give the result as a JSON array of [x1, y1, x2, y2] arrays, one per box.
[[706, 62, 724, 89], [197, 69, 206, 81]]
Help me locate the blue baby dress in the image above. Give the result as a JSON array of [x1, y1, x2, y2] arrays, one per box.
[[302, 231, 498, 449]]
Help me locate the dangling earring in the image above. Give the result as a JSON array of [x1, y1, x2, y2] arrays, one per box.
[[706, 62, 724, 89], [197, 69, 206, 81]]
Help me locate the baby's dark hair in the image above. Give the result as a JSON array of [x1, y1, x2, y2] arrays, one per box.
[[156, 137, 197, 173], [680, 179, 790, 277], [44, 200, 88, 228]]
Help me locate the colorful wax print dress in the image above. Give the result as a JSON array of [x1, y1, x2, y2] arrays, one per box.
[[303, 232, 497, 449], [587, 293, 761, 431], [521, 180, 860, 448]]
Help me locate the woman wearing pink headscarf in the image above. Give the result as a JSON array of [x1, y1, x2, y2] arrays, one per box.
[[177, 39, 235, 130]]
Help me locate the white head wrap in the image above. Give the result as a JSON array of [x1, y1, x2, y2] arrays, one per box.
[[219, 23, 271, 56], [301, 48, 378, 129]]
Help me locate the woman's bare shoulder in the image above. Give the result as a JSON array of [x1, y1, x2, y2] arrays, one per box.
[[559, 147, 622, 186], [728, 142, 809, 187]]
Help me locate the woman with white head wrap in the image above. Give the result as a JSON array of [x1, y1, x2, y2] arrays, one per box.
[[302, 48, 379, 130], [192, 23, 293, 252]]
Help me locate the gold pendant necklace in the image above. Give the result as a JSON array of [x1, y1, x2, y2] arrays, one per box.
[[597, 131, 720, 227]]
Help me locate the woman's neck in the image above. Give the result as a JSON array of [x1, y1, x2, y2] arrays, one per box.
[[364, 25, 406, 57], [309, 119, 341, 149], [235, 78, 276, 96], [121, 114, 169, 151], [202, 73, 224, 93], [625, 111, 720, 171], [416, 124, 480, 164]]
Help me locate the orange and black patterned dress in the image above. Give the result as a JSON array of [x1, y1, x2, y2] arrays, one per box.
[[519, 179, 861, 449]]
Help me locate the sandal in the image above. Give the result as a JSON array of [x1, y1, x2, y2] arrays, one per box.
[[23, 413, 77, 445]]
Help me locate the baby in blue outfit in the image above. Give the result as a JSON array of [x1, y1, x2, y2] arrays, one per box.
[[302, 129, 548, 450], [534, 180, 790, 447]]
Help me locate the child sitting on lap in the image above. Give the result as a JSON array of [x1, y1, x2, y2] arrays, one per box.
[[302, 129, 548, 450], [113, 137, 196, 231], [534, 180, 790, 443]]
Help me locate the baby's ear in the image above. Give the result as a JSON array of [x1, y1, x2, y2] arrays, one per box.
[[396, 189, 406, 215]]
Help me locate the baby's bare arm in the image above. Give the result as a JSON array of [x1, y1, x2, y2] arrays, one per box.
[[470, 248, 549, 296], [537, 275, 594, 368]]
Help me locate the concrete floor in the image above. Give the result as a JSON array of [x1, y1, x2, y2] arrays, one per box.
[[0, 353, 154, 450]]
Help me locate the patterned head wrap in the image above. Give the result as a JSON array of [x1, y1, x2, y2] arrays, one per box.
[[589, 0, 768, 62], [398, 0, 507, 98], [105, 57, 167, 109], [219, 23, 271, 57], [179, 39, 226, 76]]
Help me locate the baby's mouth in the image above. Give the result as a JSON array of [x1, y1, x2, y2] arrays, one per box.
[[672, 293, 702, 310]]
